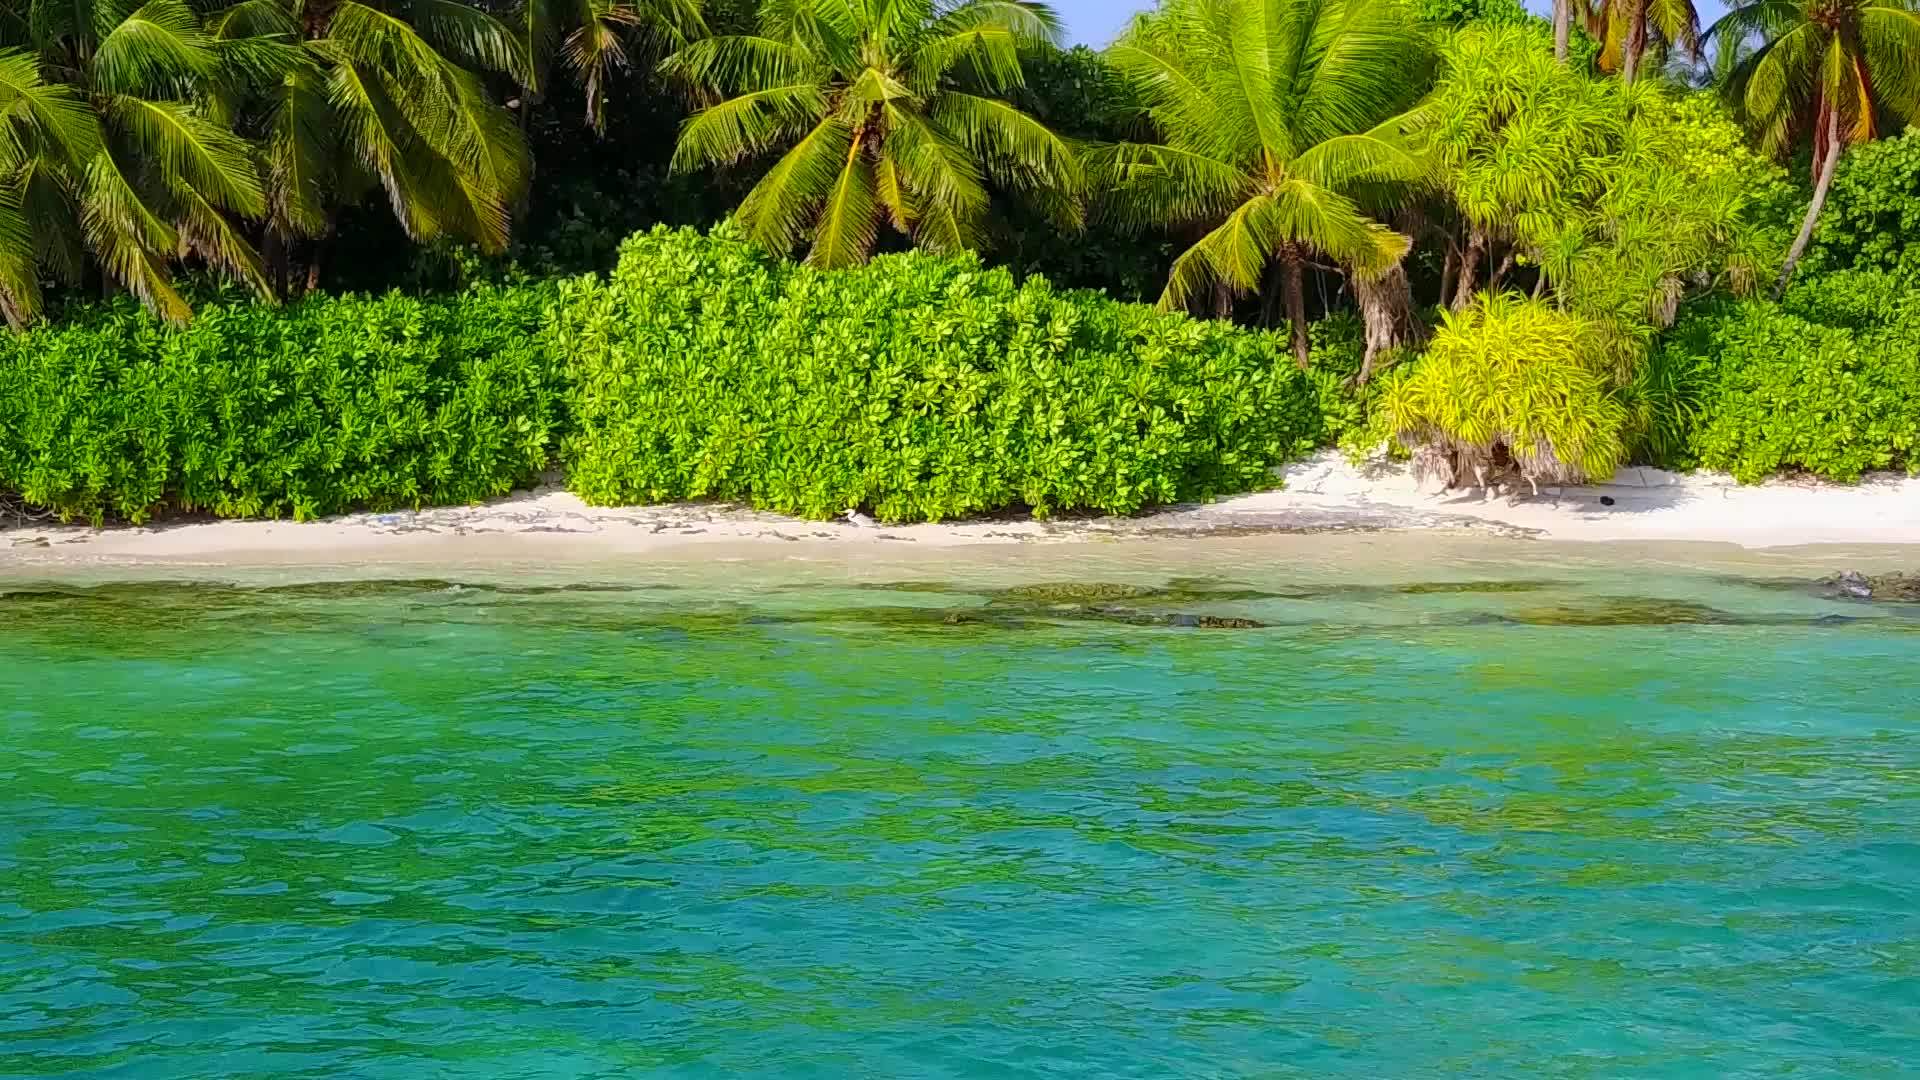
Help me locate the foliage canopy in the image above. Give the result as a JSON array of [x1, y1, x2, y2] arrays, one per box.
[[662, 0, 1080, 269]]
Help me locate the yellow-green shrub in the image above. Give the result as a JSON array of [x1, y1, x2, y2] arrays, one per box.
[[1387, 293, 1629, 486]]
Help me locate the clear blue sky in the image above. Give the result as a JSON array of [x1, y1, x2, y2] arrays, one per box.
[[1054, 1, 1733, 46]]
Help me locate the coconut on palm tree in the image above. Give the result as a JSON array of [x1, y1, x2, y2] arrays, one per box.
[[1095, 0, 1434, 368], [1711, 0, 1920, 292], [209, 0, 532, 292], [0, 0, 272, 324], [662, 0, 1081, 269]]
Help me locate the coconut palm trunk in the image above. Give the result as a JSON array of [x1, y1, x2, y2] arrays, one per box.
[[1777, 104, 1841, 297], [1281, 250, 1309, 369], [1452, 228, 1487, 310], [1553, 0, 1572, 61], [1354, 262, 1423, 383], [1620, 8, 1647, 83], [1711, 0, 1920, 299]]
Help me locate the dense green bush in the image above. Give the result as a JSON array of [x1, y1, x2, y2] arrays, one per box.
[[1806, 130, 1920, 283], [554, 227, 1324, 522], [1650, 273, 1920, 482], [0, 287, 564, 523]]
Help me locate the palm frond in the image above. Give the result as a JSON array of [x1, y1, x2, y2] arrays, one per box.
[[267, 58, 336, 236], [81, 147, 191, 323], [206, 0, 298, 40], [661, 35, 817, 94], [1088, 141, 1249, 232], [929, 89, 1081, 199], [883, 102, 989, 225], [90, 0, 221, 96], [733, 115, 852, 255], [1268, 177, 1410, 276], [805, 140, 876, 267], [1160, 195, 1273, 312], [21, 158, 85, 285], [0, 175, 42, 323], [917, 2, 1062, 93], [107, 94, 266, 217], [401, 0, 531, 82], [1291, 126, 1429, 191], [172, 183, 272, 299], [1293, 0, 1434, 149], [0, 47, 104, 169], [1860, 4, 1920, 125], [671, 82, 828, 170]]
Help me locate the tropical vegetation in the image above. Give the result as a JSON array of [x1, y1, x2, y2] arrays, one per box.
[[558, 226, 1323, 521], [659, 0, 1080, 268], [1, 0, 1918, 527], [0, 284, 561, 523], [1094, 0, 1431, 367]]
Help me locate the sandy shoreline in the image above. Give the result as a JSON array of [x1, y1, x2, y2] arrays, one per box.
[[2, 453, 1915, 574]]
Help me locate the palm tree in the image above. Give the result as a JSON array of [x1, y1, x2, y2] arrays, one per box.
[[0, 50, 97, 327], [1096, 0, 1434, 367], [663, 0, 1081, 269], [1554, 0, 1572, 61], [209, 0, 533, 291], [511, 0, 705, 133], [1583, 0, 1701, 83], [0, 0, 272, 324], [1710, 0, 1920, 292]]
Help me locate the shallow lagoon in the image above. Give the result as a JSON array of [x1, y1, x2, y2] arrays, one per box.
[[3, 546, 1918, 1077]]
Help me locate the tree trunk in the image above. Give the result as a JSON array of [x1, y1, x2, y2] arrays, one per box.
[[304, 246, 324, 294], [264, 228, 289, 299], [1260, 260, 1284, 328], [1489, 251, 1516, 293], [1282, 252, 1309, 369], [1212, 280, 1233, 321], [1439, 248, 1457, 310], [1353, 262, 1425, 386], [1451, 227, 1486, 311], [1777, 105, 1842, 298], [1553, 0, 1571, 62], [303, 212, 336, 294], [1621, 7, 1647, 84]]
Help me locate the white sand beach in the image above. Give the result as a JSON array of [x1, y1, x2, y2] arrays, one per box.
[[2, 452, 1915, 572]]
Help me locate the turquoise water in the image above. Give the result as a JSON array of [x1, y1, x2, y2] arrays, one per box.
[[3, 566, 1918, 1077]]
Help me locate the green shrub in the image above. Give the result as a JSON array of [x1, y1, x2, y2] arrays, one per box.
[[553, 226, 1323, 522], [1651, 276, 1920, 482], [0, 286, 564, 523], [1387, 293, 1630, 486], [1303, 316, 1413, 461], [1806, 130, 1920, 282]]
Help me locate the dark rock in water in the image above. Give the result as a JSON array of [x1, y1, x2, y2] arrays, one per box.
[[1506, 597, 1739, 626], [1127, 609, 1266, 629], [1189, 615, 1266, 629], [1830, 571, 1875, 600], [1821, 571, 1920, 602], [991, 582, 1160, 604]]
